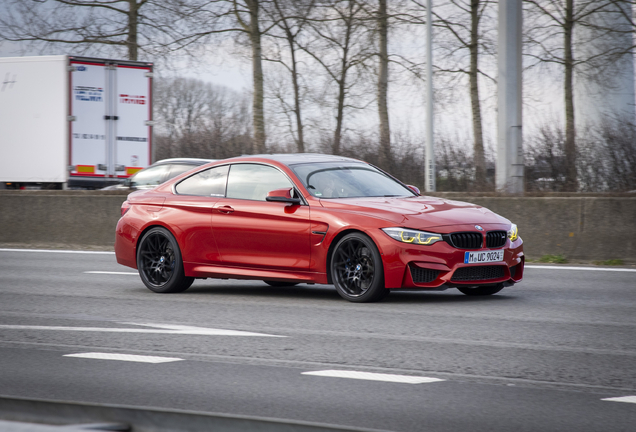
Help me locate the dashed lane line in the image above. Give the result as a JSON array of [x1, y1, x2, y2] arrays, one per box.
[[601, 396, 636, 404], [0, 322, 286, 338], [302, 370, 445, 384], [526, 265, 636, 272], [0, 248, 114, 254], [85, 271, 138, 275], [64, 352, 183, 363]]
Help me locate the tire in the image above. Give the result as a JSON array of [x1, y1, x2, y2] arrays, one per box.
[[264, 281, 299, 287], [457, 283, 504, 296], [137, 227, 194, 293], [330, 232, 388, 302]]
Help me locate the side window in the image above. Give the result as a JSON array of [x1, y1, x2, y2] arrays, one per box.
[[175, 165, 229, 196], [130, 165, 169, 187], [226, 164, 293, 201]]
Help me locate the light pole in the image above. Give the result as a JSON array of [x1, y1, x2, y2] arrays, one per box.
[[496, 0, 524, 193], [425, 0, 436, 192]]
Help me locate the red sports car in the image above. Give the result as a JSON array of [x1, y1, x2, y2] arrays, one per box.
[[115, 154, 524, 302]]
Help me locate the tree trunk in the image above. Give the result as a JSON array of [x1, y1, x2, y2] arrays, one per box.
[[333, 69, 346, 155], [248, 0, 266, 153], [127, 0, 139, 60], [469, 0, 485, 187], [288, 31, 305, 152], [564, 0, 577, 191], [377, 0, 391, 170]]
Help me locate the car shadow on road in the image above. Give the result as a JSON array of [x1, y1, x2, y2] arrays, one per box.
[[384, 291, 516, 304], [185, 281, 517, 304], [186, 282, 343, 301]]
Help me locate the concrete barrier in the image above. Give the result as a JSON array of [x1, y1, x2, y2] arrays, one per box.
[[0, 191, 126, 249], [0, 191, 634, 262], [438, 196, 636, 262]]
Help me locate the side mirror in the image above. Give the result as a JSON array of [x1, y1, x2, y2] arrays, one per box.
[[266, 188, 301, 205], [407, 185, 420, 195], [123, 178, 132, 187]]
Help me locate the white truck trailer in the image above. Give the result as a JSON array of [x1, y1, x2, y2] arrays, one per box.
[[0, 55, 154, 189]]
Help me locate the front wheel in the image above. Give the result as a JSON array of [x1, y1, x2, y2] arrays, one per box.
[[330, 233, 388, 302], [457, 283, 504, 296], [137, 227, 194, 293]]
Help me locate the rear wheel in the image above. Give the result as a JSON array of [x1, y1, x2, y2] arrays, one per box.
[[330, 233, 388, 303], [264, 281, 298, 287], [137, 227, 194, 293], [457, 283, 504, 296]]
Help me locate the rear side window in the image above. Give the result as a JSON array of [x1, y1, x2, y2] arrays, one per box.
[[175, 165, 229, 196], [226, 164, 293, 201]]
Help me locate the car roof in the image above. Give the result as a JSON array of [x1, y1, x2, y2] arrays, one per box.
[[229, 153, 365, 166], [151, 158, 215, 166]]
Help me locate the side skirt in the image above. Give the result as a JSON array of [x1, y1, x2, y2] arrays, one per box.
[[183, 262, 329, 284]]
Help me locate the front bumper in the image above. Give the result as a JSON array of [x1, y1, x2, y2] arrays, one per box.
[[374, 226, 524, 289]]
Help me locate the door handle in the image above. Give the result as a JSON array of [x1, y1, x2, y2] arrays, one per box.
[[217, 205, 234, 214]]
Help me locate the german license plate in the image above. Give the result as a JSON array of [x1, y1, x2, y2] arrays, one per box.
[[464, 250, 504, 264]]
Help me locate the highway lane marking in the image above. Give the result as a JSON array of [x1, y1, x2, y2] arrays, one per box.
[[2, 249, 634, 272], [64, 352, 183, 363], [602, 396, 636, 404], [526, 265, 636, 272], [302, 370, 445, 384], [0, 248, 115, 254], [0, 322, 286, 338], [85, 271, 138, 275]]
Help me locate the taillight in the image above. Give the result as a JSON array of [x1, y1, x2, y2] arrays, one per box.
[[121, 201, 131, 216]]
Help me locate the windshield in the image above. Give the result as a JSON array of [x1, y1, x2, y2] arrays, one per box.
[[292, 162, 415, 198]]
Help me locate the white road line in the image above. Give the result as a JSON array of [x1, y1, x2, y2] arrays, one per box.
[[64, 352, 183, 363], [2, 248, 634, 272], [526, 265, 636, 273], [4, 248, 633, 272], [601, 396, 636, 404], [84, 271, 138, 275], [302, 370, 445, 384], [0, 322, 286, 338], [0, 248, 114, 254]]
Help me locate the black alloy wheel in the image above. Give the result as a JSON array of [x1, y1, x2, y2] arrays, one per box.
[[137, 227, 194, 293], [457, 283, 504, 296], [331, 233, 388, 302]]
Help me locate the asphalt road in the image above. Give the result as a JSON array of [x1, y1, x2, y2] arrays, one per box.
[[1, 249, 635, 431]]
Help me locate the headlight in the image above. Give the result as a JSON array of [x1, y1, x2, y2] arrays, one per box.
[[507, 224, 519, 242], [382, 227, 443, 245]]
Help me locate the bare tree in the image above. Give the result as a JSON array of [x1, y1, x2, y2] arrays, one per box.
[[262, 0, 316, 152], [0, 0, 179, 60], [232, 0, 268, 153], [164, 0, 282, 154], [376, 0, 392, 169], [154, 76, 252, 159], [298, 0, 375, 155], [524, 0, 632, 191], [408, 0, 495, 187]]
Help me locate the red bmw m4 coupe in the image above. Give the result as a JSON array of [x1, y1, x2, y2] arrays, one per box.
[[115, 154, 524, 302]]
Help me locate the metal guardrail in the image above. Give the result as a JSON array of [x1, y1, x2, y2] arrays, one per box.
[[0, 420, 127, 431], [0, 395, 391, 432]]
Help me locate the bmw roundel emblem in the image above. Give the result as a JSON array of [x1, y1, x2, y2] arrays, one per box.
[[475, 225, 484, 231]]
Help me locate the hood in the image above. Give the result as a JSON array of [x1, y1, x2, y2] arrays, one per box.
[[319, 196, 510, 229]]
